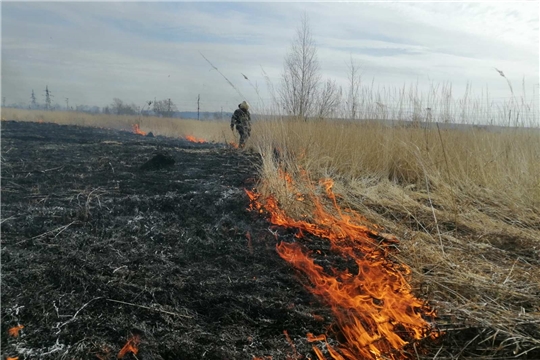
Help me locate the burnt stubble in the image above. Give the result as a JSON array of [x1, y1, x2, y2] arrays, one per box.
[[0, 121, 330, 359]]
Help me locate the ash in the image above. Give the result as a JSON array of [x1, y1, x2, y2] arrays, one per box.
[[1, 121, 330, 360]]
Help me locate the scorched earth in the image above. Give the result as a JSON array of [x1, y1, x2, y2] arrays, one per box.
[[0, 121, 332, 359]]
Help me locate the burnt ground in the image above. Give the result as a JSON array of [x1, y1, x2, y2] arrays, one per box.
[[0, 121, 332, 359]]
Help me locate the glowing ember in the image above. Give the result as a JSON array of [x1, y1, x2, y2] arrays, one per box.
[[8, 325, 24, 337], [185, 135, 206, 143], [246, 175, 436, 359], [132, 124, 147, 136], [118, 334, 141, 359]]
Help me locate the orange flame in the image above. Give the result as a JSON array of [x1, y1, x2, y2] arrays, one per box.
[[307, 333, 327, 342], [117, 334, 141, 359], [229, 142, 239, 149], [8, 325, 24, 337], [283, 330, 300, 359], [185, 135, 206, 143], [132, 124, 147, 136], [6, 357, 19, 360], [246, 174, 436, 359]]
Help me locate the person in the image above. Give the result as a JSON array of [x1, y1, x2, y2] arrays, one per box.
[[230, 101, 251, 148]]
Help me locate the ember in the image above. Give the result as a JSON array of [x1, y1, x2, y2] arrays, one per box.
[[132, 124, 147, 136], [118, 334, 141, 359], [185, 135, 206, 143], [8, 325, 24, 338], [246, 174, 437, 359]]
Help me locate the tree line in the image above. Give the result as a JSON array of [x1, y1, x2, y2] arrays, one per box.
[[3, 87, 181, 118]]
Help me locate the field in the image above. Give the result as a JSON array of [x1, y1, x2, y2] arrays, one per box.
[[1, 108, 540, 359]]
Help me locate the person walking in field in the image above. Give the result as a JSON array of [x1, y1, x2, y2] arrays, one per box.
[[230, 101, 251, 148]]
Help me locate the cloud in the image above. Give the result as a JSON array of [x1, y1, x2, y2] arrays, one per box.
[[2, 2, 538, 111]]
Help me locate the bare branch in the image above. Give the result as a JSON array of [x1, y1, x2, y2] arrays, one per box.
[[279, 13, 321, 120]]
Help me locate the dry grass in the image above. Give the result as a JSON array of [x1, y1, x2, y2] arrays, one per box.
[[251, 118, 540, 358], [1, 108, 236, 144]]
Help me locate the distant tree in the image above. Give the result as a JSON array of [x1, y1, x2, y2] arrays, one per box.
[[110, 98, 137, 115], [44, 86, 53, 110], [280, 13, 321, 120], [153, 98, 178, 118], [316, 79, 342, 119], [346, 56, 361, 120]]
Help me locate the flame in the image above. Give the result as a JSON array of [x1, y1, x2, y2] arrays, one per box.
[[283, 330, 300, 358], [307, 333, 327, 342], [246, 174, 437, 359], [132, 124, 147, 136], [8, 325, 24, 337], [229, 142, 239, 149], [185, 135, 206, 143], [6, 357, 19, 360], [117, 334, 141, 359]]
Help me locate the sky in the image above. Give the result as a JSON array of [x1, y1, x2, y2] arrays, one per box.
[[1, 1, 539, 114]]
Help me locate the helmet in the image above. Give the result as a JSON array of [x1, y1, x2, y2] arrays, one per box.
[[239, 101, 250, 110]]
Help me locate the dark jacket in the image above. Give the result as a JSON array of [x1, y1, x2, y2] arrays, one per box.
[[231, 106, 251, 130]]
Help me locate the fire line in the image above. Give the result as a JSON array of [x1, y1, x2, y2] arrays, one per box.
[[185, 135, 206, 143], [132, 124, 147, 136], [246, 175, 437, 359]]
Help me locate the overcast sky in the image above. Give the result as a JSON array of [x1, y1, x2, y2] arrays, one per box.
[[2, 1, 539, 113]]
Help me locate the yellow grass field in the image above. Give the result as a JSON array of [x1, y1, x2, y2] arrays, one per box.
[[3, 107, 540, 356]]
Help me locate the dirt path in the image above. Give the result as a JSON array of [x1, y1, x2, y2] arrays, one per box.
[[1, 121, 330, 359]]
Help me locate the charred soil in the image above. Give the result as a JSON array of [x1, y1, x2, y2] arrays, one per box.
[[1, 121, 331, 359]]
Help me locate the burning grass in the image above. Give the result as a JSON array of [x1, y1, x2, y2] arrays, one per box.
[[247, 178, 438, 359], [250, 118, 540, 358]]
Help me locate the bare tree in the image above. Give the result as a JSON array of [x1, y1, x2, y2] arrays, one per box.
[[153, 98, 178, 118], [346, 56, 361, 119], [316, 79, 342, 119], [111, 98, 137, 115], [280, 13, 320, 120]]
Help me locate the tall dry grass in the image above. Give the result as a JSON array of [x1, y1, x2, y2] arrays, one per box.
[[250, 118, 540, 357]]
